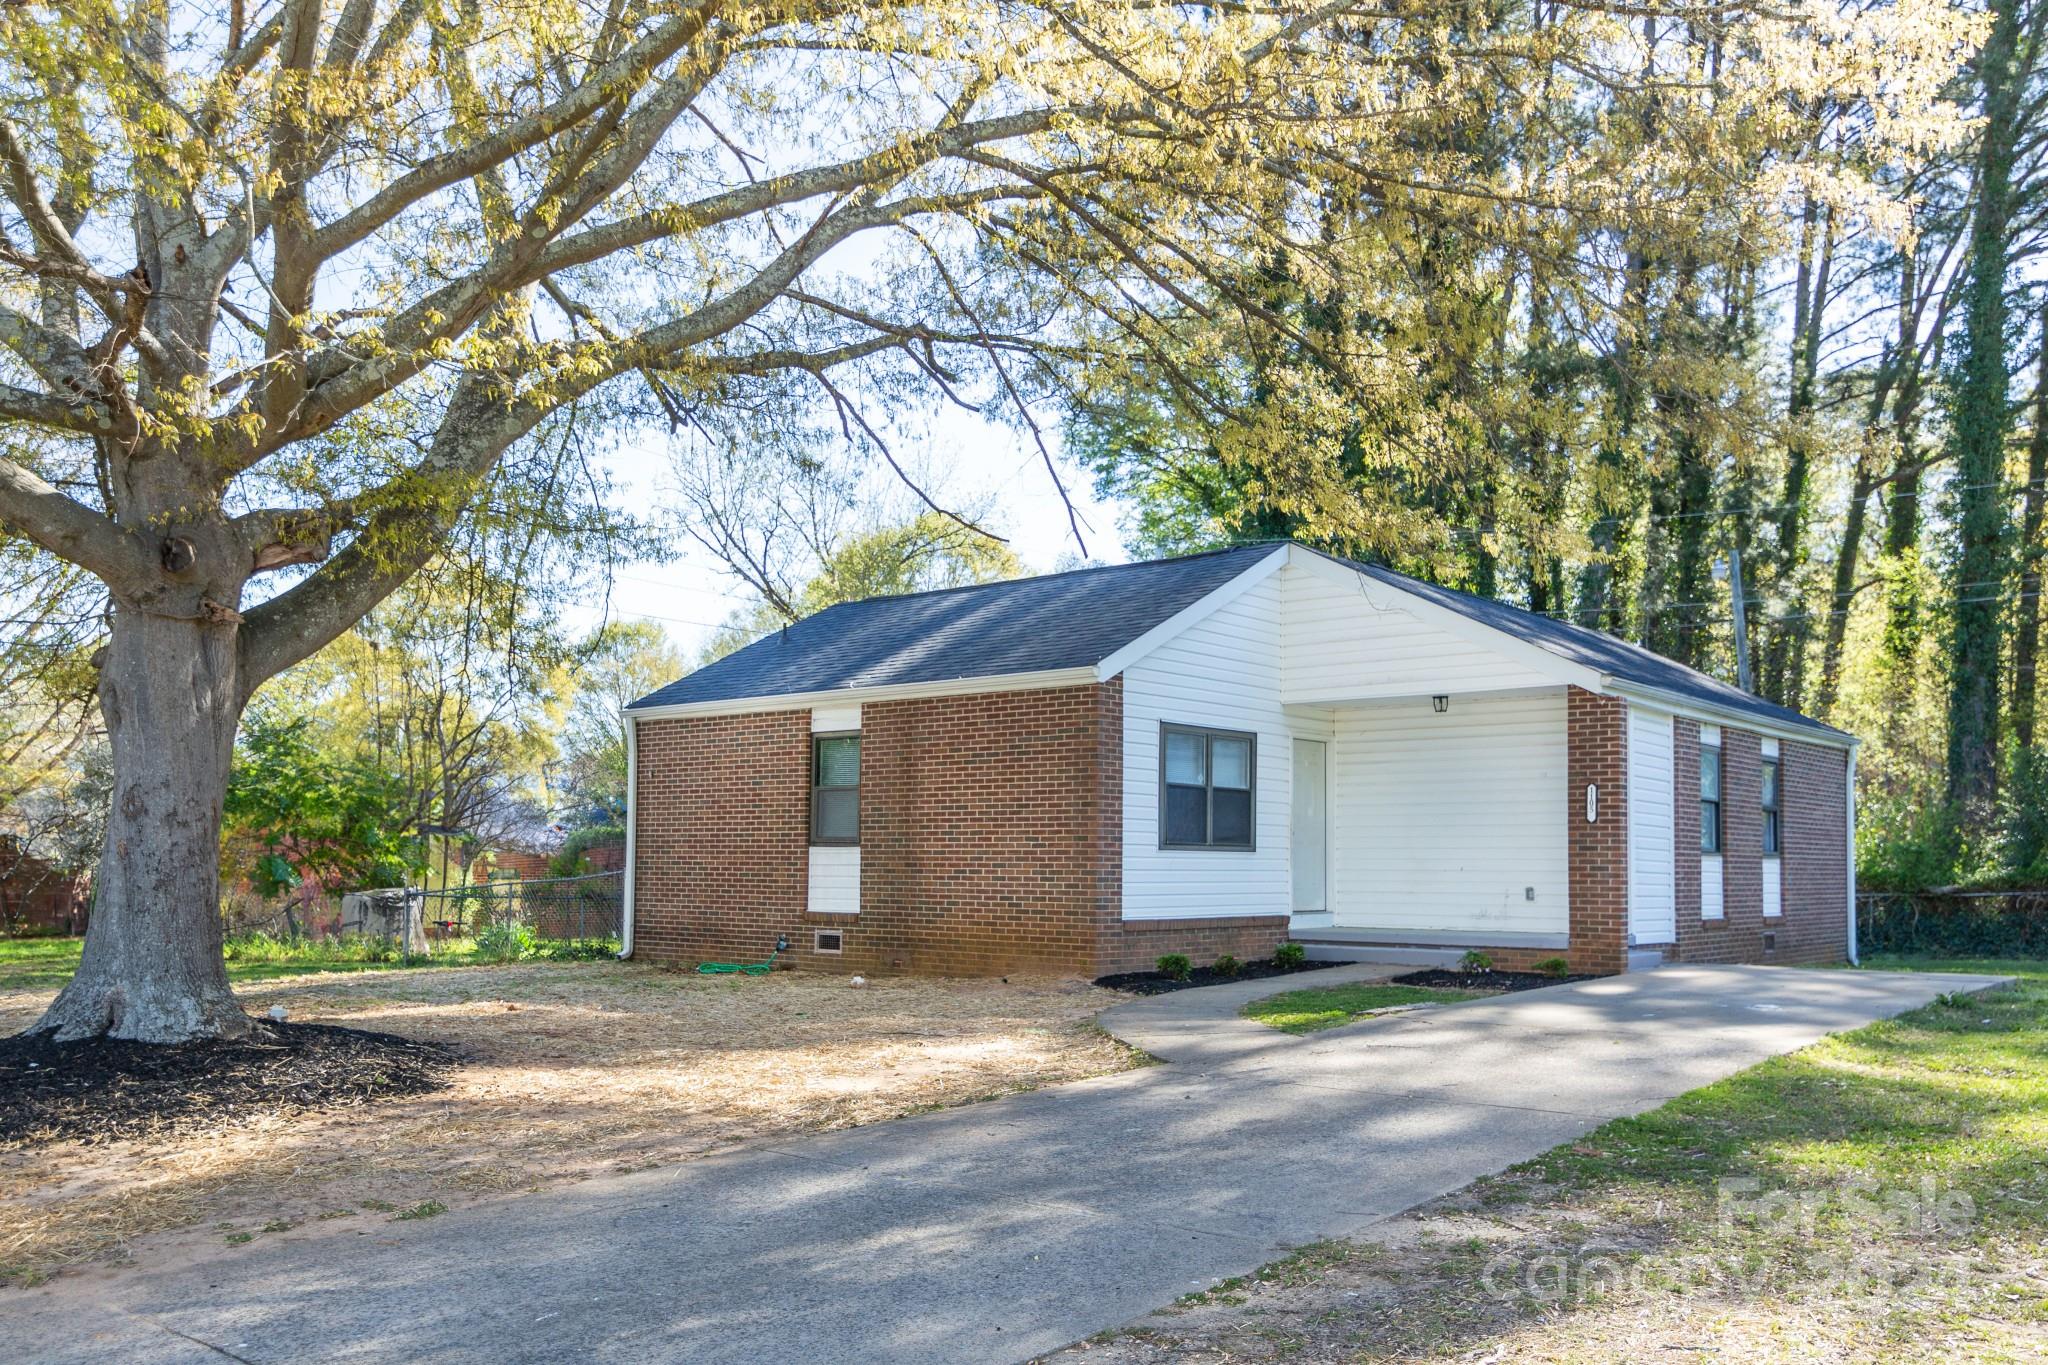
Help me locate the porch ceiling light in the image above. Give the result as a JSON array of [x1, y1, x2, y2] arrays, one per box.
[[1431, 695, 1449, 713]]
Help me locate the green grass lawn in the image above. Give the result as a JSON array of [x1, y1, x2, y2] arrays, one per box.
[[1076, 958, 2048, 1362], [1, 931, 618, 995], [1242, 981, 1490, 1033]]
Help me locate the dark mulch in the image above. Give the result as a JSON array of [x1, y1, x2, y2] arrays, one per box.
[[0, 1020, 456, 1149], [1392, 968, 1598, 993], [1094, 958, 1355, 996]]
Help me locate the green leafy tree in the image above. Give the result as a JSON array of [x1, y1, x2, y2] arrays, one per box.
[[557, 622, 683, 822], [223, 710, 422, 898], [0, 0, 1981, 1040]]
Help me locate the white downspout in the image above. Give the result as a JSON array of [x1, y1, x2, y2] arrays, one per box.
[[620, 710, 638, 959], [1845, 741, 1859, 966]]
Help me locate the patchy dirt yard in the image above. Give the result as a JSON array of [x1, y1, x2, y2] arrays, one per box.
[[0, 961, 1134, 1287]]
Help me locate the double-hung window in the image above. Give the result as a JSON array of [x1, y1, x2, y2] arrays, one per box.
[[1161, 724, 1255, 849], [1699, 743, 1723, 854], [1761, 756, 1781, 856], [811, 734, 860, 845]]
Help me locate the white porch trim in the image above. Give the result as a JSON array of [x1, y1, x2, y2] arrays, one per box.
[[619, 712, 638, 959]]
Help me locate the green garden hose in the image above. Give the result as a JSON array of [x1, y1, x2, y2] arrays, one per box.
[[696, 936, 787, 976], [696, 956, 776, 976]]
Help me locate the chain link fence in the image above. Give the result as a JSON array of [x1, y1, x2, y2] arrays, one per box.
[[1856, 889, 2048, 958], [407, 870, 624, 950]]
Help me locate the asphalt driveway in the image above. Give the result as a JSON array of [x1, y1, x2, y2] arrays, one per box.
[[7, 963, 2008, 1364]]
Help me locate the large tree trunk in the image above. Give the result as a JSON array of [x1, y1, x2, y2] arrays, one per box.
[[33, 601, 250, 1041], [2014, 307, 2048, 752], [1944, 0, 2023, 808]]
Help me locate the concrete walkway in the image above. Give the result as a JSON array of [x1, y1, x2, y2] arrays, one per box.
[[1099, 960, 1411, 1063], [8, 964, 2010, 1365]]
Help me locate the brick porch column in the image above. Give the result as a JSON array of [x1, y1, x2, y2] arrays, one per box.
[[1566, 687, 1629, 975]]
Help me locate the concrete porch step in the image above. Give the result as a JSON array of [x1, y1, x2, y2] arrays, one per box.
[[1293, 941, 1466, 967]]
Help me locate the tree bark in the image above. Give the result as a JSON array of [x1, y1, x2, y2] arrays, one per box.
[[2013, 306, 2048, 751], [1944, 0, 2024, 808], [34, 604, 250, 1041]]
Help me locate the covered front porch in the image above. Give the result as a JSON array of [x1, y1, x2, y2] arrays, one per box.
[[1270, 553, 1634, 973], [1280, 687, 1607, 971]]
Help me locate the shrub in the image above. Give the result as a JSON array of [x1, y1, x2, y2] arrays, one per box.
[[221, 931, 401, 965], [1213, 954, 1241, 977], [1273, 942, 1307, 969], [476, 921, 537, 963], [1458, 950, 1494, 973], [1858, 892, 2048, 957], [536, 935, 622, 961], [1533, 956, 1570, 978], [548, 823, 625, 877], [1155, 953, 1193, 981]]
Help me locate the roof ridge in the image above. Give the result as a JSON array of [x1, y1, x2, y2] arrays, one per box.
[[807, 539, 1289, 613]]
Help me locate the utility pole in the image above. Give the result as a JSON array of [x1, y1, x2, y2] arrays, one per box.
[[1728, 543, 1755, 693]]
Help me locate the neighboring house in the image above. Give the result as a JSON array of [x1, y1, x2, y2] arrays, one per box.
[[622, 544, 1856, 978], [0, 835, 90, 937]]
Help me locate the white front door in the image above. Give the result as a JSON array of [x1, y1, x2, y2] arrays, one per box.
[[1291, 738, 1328, 914]]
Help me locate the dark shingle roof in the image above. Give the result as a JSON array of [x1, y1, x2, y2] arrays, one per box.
[[630, 540, 1849, 742], [629, 544, 1282, 710]]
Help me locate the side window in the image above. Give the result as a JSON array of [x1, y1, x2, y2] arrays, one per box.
[[1160, 724, 1256, 849], [811, 734, 860, 845], [1699, 744, 1723, 854], [1761, 757, 1781, 856]]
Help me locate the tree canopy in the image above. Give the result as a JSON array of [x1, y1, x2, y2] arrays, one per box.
[[0, 0, 1989, 1039]]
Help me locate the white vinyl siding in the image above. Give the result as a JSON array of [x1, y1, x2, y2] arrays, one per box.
[[807, 846, 859, 915], [1627, 705, 1676, 945], [1327, 691, 1569, 938], [1280, 567, 1558, 705], [1762, 857, 1783, 917], [1121, 573, 1291, 919], [811, 703, 862, 733]]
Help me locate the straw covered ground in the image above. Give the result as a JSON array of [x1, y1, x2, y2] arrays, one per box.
[[0, 958, 1135, 1287]]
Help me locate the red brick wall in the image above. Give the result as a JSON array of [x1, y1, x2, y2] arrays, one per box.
[[853, 682, 1122, 975], [1566, 687, 1629, 975], [1096, 916, 1292, 975], [630, 708, 811, 968], [1675, 720, 1702, 923], [0, 848, 88, 937], [1777, 740, 1850, 964], [483, 849, 551, 880], [629, 684, 1129, 977], [1672, 722, 1849, 966]]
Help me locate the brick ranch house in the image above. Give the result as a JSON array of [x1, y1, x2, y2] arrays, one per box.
[[622, 544, 1858, 978]]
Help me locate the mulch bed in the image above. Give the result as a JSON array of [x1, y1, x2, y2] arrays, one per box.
[[0, 1021, 455, 1150], [1094, 959, 1354, 996], [1392, 968, 1598, 993]]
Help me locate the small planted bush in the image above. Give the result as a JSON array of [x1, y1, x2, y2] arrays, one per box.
[[537, 935, 622, 962], [1273, 942, 1307, 969], [477, 921, 537, 963], [1534, 957, 1570, 978], [1213, 954, 1241, 978], [1458, 950, 1494, 973], [1155, 953, 1193, 982]]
